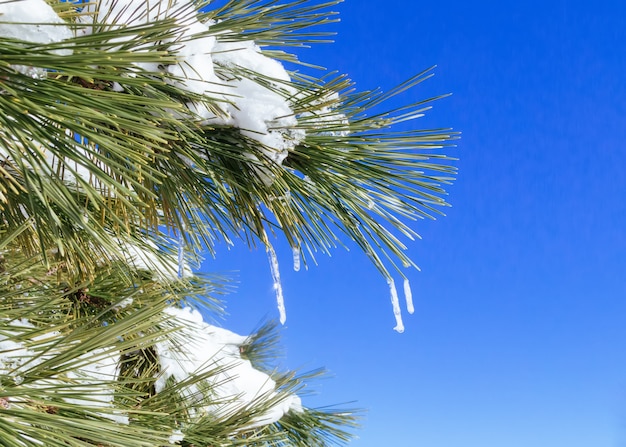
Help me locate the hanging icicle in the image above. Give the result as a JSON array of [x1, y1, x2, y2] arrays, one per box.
[[267, 244, 287, 324], [388, 278, 404, 333], [403, 278, 414, 314], [292, 246, 301, 272], [177, 229, 185, 279]]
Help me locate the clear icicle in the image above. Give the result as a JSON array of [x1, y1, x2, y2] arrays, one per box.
[[267, 244, 287, 324], [388, 279, 404, 333], [177, 230, 184, 279], [404, 278, 414, 314], [292, 246, 301, 272]]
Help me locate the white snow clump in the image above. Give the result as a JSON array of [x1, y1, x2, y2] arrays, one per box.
[[81, 0, 303, 167], [1, 0, 305, 167], [0, 0, 73, 78], [156, 306, 302, 428], [0, 320, 127, 423], [0, 307, 302, 434]]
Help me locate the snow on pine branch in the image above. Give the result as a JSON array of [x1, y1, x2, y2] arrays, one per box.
[[0, 319, 129, 423], [157, 307, 302, 427], [0, 0, 307, 167], [0, 1, 307, 435], [0, 0, 418, 333], [0, 0, 73, 78], [0, 307, 302, 437], [81, 0, 305, 167], [0, 0, 301, 311]]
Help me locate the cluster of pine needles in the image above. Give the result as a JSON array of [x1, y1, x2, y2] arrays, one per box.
[[0, 0, 456, 445]]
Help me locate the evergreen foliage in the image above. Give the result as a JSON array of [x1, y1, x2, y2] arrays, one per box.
[[0, 0, 455, 445]]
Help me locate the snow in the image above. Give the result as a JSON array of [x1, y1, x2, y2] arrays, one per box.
[[156, 307, 302, 428], [65, 349, 129, 424], [81, 0, 303, 167], [0, 0, 73, 78], [0, 0, 73, 44], [0, 320, 127, 422], [0, 0, 373, 329], [212, 39, 304, 166], [1, 0, 303, 170], [0, 306, 303, 436], [169, 430, 184, 444], [0, 319, 39, 375], [0, 0, 417, 441]]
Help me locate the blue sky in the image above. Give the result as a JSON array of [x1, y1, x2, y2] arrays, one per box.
[[204, 1, 626, 446]]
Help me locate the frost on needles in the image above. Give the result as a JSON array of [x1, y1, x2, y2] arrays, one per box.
[[0, 0, 455, 444]]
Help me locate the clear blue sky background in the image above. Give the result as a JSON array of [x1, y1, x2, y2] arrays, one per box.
[[203, 1, 626, 446]]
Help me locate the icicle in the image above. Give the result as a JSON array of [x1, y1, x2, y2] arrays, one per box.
[[292, 246, 301, 272], [177, 230, 184, 279], [403, 278, 414, 314], [388, 279, 404, 333], [267, 244, 287, 324]]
